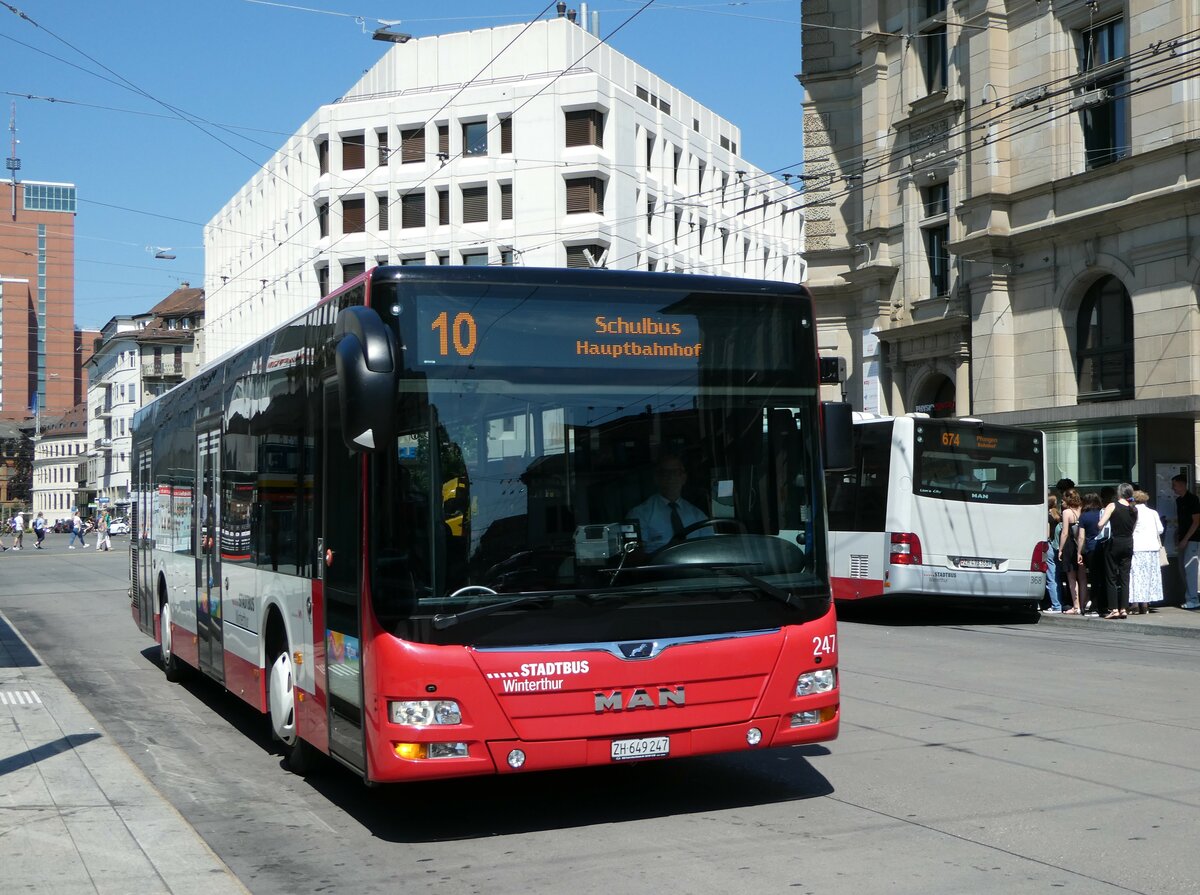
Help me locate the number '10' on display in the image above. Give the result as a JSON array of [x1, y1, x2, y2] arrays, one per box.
[[431, 311, 478, 357]]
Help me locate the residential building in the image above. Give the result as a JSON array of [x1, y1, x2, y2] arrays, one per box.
[[82, 286, 205, 516], [0, 180, 83, 420], [799, 0, 1200, 494], [31, 403, 87, 523], [203, 13, 805, 361]]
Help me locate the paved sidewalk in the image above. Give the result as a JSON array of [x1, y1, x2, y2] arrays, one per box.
[[1038, 602, 1200, 638], [0, 611, 249, 895]]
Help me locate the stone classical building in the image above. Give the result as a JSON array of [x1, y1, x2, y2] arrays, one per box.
[[800, 0, 1200, 498], [203, 13, 805, 361], [31, 403, 87, 523]]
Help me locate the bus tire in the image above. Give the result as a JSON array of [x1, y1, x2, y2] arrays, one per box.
[[268, 647, 317, 775], [160, 590, 183, 683]]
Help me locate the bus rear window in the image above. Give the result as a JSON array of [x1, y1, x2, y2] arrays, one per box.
[[913, 423, 1043, 504]]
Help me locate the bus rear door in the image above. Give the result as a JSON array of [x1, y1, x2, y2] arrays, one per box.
[[196, 425, 224, 682]]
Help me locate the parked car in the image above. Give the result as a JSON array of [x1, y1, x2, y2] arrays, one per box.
[[108, 519, 130, 535]]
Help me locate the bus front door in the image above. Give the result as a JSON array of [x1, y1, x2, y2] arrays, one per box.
[[321, 379, 366, 772], [196, 427, 224, 682]]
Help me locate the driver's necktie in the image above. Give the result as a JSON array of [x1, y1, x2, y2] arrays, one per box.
[[668, 501, 685, 538]]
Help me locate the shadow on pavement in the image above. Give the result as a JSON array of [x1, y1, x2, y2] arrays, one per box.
[[0, 732, 102, 777], [837, 596, 1041, 628], [0, 615, 41, 667]]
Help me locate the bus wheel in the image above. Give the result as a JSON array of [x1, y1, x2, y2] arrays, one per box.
[[268, 649, 317, 774], [160, 599, 183, 682]]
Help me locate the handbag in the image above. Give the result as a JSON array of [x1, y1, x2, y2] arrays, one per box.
[[1159, 545, 1170, 567]]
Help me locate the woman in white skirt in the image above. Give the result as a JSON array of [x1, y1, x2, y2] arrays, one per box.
[[1130, 490, 1165, 614]]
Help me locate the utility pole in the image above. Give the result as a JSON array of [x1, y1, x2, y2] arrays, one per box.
[[5, 102, 19, 219]]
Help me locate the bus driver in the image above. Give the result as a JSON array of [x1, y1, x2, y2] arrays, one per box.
[[626, 454, 710, 553]]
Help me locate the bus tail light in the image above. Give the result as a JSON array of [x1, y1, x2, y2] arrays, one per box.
[[1031, 541, 1048, 573], [890, 532, 923, 565]]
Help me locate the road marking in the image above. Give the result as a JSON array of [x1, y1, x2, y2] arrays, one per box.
[[0, 690, 43, 705]]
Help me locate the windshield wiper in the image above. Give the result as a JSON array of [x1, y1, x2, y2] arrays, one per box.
[[431, 585, 659, 630], [612, 562, 815, 609]]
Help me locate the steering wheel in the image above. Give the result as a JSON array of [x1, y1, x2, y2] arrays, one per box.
[[673, 517, 747, 541]]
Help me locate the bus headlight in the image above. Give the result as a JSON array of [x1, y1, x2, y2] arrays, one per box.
[[795, 669, 837, 696], [389, 699, 462, 726]]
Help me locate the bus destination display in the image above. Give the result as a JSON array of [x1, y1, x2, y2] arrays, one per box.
[[415, 295, 704, 370], [918, 425, 1037, 456]]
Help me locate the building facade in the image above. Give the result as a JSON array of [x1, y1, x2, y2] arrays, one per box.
[[0, 180, 82, 421], [800, 0, 1200, 499], [31, 403, 87, 524], [82, 286, 204, 516], [203, 14, 805, 361]]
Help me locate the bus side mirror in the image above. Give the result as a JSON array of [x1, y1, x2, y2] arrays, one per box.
[[821, 401, 853, 472], [334, 306, 398, 452]]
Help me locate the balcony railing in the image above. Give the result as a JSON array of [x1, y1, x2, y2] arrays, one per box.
[[142, 361, 185, 379]]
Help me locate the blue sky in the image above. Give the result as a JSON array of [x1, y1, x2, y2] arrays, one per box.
[[1, 0, 803, 330]]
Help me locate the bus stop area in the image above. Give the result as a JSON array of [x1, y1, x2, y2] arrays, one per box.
[[0, 612, 249, 895], [1037, 603, 1200, 639]]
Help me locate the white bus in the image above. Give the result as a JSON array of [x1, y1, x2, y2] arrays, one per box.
[[825, 414, 1047, 606]]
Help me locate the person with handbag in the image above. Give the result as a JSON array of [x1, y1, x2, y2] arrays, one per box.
[[1129, 489, 1165, 615]]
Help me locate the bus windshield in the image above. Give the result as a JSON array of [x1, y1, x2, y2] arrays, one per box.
[[912, 421, 1044, 505], [369, 279, 827, 646]]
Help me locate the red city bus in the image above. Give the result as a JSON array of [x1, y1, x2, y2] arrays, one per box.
[[130, 266, 848, 783]]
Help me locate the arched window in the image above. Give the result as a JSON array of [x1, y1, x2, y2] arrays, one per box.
[[1077, 275, 1133, 401]]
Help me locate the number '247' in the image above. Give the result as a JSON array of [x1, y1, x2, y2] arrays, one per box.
[[813, 634, 836, 656]]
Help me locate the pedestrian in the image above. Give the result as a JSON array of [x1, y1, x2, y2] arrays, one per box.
[[1170, 474, 1200, 610], [9, 513, 22, 550], [1044, 494, 1063, 612], [95, 510, 112, 552], [1129, 490, 1164, 615], [68, 508, 86, 549], [1058, 489, 1087, 614], [1097, 483, 1139, 619], [32, 512, 47, 549], [1079, 492, 1107, 616]]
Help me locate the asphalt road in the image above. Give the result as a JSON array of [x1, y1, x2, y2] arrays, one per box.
[[2, 541, 1197, 894]]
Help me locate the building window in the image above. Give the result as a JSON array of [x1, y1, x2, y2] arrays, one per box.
[[499, 116, 513, 154], [461, 251, 488, 266], [673, 147, 682, 185], [646, 193, 656, 233], [500, 183, 512, 221], [342, 133, 365, 170], [500, 249, 514, 266], [22, 184, 76, 212], [317, 264, 330, 297], [924, 225, 950, 297], [401, 190, 425, 229], [1077, 275, 1133, 401], [377, 194, 389, 231], [462, 186, 488, 223], [437, 188, 449, 226], [401, 257, 425, 266], [462, 121, 487, 157], [316, 138, 329, 175], [342, 261, 366, 282], [1078, 17, 1128, 169], [376, 129, 389, 166], [922, 25, 948, 93], [438, 124, 449, 158], [317, 201, 329, 238], [566, 244, 608, 269], [565, 177, 604, 214], [565, 109, 603, 148], [341, 197, 365, 234], [401, 127, 424, 164], [922, 182, 949, 216], [645, 133, 654, 171]]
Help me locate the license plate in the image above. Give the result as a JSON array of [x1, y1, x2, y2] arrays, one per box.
[[610, 735, 670, 761], [956, 558, 996, 570]]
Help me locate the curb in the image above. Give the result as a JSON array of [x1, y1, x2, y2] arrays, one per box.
[[1036, 609, 1200, 640]]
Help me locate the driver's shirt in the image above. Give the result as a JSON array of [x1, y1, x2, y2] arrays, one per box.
[[626, 493, 709, 553]]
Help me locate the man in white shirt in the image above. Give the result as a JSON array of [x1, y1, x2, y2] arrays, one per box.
[[626, 455, 710, 553]]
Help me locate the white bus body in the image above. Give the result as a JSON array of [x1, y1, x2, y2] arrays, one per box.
[[826, 415, 1047, 604]]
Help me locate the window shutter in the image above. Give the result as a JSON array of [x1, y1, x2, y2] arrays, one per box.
[[342, 134, 364, 170], [401, 191, 425, 229], [565, 110, 602, 147], [438, 124, 449, 156], [401, 127, 424, 164], [565, 177, 603, 214], [500, 117, 513, 154], [438, 189, 449, 226], [342, 197, 365, 234], [377, 130, 389, 166], [377, 195, 389, 231], [342, 261, 366, 281], [462, 186, 488, 223], [500, 183, 513, 220], [566, 244, 606, 269]]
